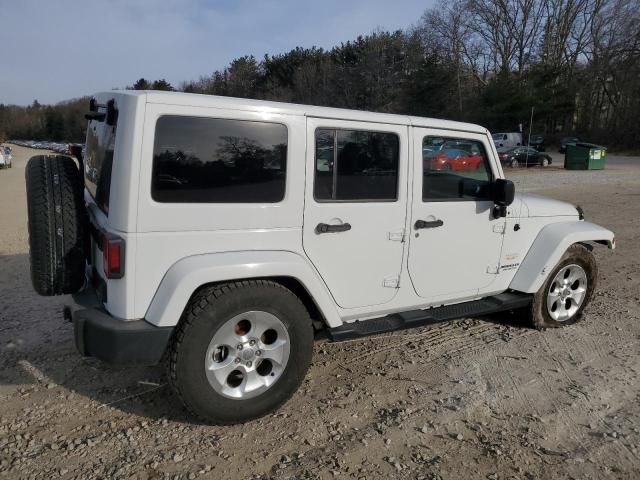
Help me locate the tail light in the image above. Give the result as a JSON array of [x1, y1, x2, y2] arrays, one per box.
[[102, 232, 125, 279]]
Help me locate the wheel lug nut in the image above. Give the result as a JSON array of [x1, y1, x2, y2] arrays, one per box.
[[234, 358, 241, 364], [255, 350, 261, 356], [249, 340, 256, 346], [237, 344, 243, 350], [246, 361, 252, 367]]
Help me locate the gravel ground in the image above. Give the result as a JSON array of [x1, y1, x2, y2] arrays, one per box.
[[1, 146, 639, 479]]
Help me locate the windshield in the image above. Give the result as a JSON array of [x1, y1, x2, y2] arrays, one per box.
[[84, 116, 117, 214]]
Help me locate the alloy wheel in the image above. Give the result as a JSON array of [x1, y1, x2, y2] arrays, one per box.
[[204, 311, 291, 399], [546, 264, 588, 322]]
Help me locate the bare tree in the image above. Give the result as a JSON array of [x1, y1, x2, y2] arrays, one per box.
[[582, 0, 640, 136], [466, 0, 519, 73], [419, 0, 484, 112], [539, 0, 596, 72]]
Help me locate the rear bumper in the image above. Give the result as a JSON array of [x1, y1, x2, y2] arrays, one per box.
[[70, 289, 174, 365]]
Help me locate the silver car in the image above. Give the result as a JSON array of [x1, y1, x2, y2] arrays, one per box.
[[0, 146, 12, 168]]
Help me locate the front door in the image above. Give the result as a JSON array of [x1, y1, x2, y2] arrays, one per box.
[[303, 118, 408, 309], [408, 128, 505, 302]]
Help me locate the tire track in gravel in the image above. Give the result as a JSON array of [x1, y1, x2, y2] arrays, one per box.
[[318, 318, 536, 377], [547, 330, 640, 468]]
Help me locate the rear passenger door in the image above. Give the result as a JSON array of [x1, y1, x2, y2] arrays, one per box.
[[408, 128, 504, 302], [302, 118, 408, 309]]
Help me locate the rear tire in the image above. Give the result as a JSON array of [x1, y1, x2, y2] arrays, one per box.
[[168, 280, 314, 424], [25, 155, 87, 296], [528, 244, 597, 329]]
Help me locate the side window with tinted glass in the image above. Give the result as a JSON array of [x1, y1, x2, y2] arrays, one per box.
[[152, 116, 287, 203], [314, 129, 399, 201], [422, 136, 493, 201]]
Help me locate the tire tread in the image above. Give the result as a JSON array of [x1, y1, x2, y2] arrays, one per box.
[[25, 155, 87, 295]]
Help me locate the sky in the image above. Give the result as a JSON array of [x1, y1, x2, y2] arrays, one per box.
[[0, 0, 434, 106]]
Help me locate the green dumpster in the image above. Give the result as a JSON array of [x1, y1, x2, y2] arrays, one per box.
[[564, 143, 606, 170]]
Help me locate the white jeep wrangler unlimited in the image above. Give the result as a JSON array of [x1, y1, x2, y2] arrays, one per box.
[[25, 91, 615, 424]]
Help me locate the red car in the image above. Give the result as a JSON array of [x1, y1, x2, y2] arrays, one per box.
[[428, 148, 484, 171]]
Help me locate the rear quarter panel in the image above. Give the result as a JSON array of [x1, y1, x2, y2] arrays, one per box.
[[132, 103, 308, 321]]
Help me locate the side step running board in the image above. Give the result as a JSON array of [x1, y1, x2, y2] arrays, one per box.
[[328, 292, 532, 341]]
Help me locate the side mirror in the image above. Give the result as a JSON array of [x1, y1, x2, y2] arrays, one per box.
[[492, 179, 515, 218]]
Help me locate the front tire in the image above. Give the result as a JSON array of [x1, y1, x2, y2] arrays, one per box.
[[168, 280, 314, 424], [529, 244, 597, 329]]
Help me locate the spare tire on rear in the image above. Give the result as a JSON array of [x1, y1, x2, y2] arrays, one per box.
[[25, 155, 87, 296]]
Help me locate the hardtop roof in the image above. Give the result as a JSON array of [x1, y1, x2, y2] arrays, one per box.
[[105, 90, 488, 134]]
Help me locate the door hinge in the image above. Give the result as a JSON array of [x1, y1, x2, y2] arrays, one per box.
[[493, 223, 506, 234], [486, 265, 500, 274], [388, 230, 405, 242], [383, 276, 400, 288]]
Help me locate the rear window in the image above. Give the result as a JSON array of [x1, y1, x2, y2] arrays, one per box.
[[85, 118, 116, 213], [151, 116, 287, 203]]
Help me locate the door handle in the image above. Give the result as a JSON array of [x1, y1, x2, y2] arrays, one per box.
[[414, 219, 444, 229], [316, 222, 352, 234]]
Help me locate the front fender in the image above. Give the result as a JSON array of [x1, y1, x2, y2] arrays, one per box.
[[144, 250, 342, 328], [509, 221, 614, 293]]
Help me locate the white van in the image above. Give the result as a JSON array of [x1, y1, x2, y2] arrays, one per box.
[[492, 132, 522, 149], [24, 91, 614, 424]]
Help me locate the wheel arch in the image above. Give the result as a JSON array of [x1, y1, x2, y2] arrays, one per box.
[[144, 251, 342, 328], [509, 221, 614, 294]]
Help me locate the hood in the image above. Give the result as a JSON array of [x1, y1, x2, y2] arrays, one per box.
[[516, 193, 579, 218]]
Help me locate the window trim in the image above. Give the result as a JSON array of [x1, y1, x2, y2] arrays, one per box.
[[421, 135, 495, 203], [312, 126, 401, 204], [150, 114, 289, 205]]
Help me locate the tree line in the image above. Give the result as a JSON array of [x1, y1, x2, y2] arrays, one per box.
[[1, 0, 638, 148], [0, 99, 88, 144]]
